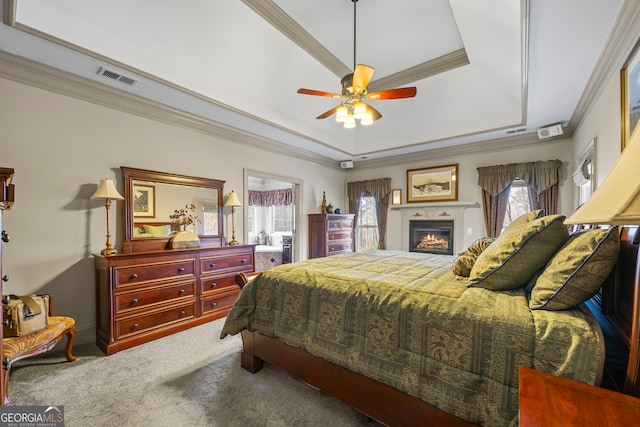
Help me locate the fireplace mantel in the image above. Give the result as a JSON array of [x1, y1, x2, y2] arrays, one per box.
[[394, 201, 480, 254], [391, 201, 480, 211]]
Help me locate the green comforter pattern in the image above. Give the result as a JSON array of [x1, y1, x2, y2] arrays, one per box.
[[220, 250, 602, 426]]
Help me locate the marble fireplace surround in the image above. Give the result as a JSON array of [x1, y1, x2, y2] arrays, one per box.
[[391, 202, 480, 255]]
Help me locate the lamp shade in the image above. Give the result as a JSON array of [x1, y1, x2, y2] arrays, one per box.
[[91, 179, 124, 200], [566, 129, 640, 225], [224, 190, 242, 207]]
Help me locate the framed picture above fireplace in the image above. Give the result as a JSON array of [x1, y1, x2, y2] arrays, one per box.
[[406, 164, 458, 203]]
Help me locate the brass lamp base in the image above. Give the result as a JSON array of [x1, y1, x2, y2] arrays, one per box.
[[228, 240, 239, 246], [100, 246, 118, 256]]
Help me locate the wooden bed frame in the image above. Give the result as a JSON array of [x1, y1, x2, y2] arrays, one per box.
[[234, 225, 640, 426]]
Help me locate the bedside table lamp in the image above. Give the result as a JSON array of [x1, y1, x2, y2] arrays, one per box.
[[224, 190, 242, 246], [91, 179, 124, 255]]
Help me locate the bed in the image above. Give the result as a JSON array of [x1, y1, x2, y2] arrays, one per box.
[[220, 215, 640, 426]]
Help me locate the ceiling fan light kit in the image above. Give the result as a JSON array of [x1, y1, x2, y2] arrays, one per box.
[[296, 0, 417, 128]]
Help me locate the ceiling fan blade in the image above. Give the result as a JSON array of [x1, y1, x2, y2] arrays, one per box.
[[316, 106, 341, 119], [366, 87, 417, 100], [352, 64, 374, 94], [297, 88, 342, 98]]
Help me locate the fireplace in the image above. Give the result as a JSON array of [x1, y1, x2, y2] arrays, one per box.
[[409, 220, 454, 255]]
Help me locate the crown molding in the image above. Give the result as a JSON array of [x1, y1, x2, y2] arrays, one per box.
[[569, 0, 640, 130], [0, 51, 340, 169]]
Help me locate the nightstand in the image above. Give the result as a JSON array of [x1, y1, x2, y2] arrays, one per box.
[[519, 366, 640, 426]]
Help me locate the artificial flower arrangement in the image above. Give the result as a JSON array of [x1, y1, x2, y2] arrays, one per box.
[[169, 203, 197, 229]]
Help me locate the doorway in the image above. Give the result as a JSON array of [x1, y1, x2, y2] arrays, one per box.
[[244, 169, 302, 269]]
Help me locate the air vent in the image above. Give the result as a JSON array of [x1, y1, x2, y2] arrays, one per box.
[[97, 67, 138, 86], [506, 127, 526, 134]]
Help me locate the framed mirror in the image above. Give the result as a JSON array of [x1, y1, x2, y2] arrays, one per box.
[[121, 167, 225, 253]]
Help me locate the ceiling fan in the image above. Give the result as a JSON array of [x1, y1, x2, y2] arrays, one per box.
[[297, 0, 417, 128]]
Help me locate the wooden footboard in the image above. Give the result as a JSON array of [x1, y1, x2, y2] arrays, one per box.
[[240, 330, 476, 427]]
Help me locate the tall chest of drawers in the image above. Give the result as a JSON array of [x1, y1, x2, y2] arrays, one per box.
[[94, 245, 254, 355], [308, 214, 355, 259]]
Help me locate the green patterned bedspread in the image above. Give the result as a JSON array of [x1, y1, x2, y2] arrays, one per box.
[[220, 250, 602, 426]]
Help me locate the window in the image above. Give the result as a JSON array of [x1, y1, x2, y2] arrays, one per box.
[[502, 179, 532, 231], [272, 204, 293, 232], [356, 195, 379, 251], [247, 206, 257, 234]]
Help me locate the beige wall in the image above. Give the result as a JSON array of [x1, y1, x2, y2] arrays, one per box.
[[0, 77, 346, 344], [345, 139, 574, 251]]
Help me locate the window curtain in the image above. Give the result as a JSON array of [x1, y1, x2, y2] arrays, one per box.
[[347, 178, 391, 250], [477, 159, 562, 237], [248, 188, 292, 207]]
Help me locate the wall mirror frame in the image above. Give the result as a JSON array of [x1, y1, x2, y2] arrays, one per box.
[[121, 166, 225, 253]]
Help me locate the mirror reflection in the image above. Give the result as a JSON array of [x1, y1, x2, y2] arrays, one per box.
[[121, 166, 225, 253], [131, 180, 219, 238]]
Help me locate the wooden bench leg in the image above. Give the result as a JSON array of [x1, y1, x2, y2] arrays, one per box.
[[65, 326, 77, 362], [3, 358, 11, 406]]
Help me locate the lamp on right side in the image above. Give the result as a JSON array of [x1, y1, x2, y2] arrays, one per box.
[[565, 128, 640, 225]]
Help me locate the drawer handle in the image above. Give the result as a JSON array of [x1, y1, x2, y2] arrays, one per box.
[[209, 263, 216, 269], [179, 310, 186, 317], [1, 230, 9, 243], [178, 267, 185, 273], [2, 295, 10, 305], [210, 283, 217, 288], [210, 302, 217, 309], [131, 298, 139, 306], [130, 273, 138, 280], [3, 319, 9, 327], [241, 259, 246, 263], [179, 289, 185, 295], [2, 275, 8, 283], [132, 323, 139, 330]]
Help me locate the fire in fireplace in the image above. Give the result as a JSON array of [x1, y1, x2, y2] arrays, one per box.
[[409, 220, 454, 255]]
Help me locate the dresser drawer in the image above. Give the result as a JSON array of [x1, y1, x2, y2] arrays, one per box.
[[328, 243, 353, 254], [116, 303, 196, 339], [200, 274, 240, 295], [114, 280, 196, 314], [201, 292, 240, 316], [116, 259, 195, 286], [327, 219, 353, 232], [200, 254, 253, 274], [328, 231, 352, 242]]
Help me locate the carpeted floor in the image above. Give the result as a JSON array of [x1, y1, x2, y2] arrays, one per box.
[[7, 318, 380, 426]]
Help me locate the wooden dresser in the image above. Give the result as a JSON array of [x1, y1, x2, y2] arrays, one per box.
[[308, 213, 354, 259], [94, 245, 254, 355], [0, 167, 15, 405]]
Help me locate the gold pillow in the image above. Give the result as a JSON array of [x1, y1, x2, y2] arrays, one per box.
[[530, 227, 620, 310], [468, 214, 568, 291], [143, 224, 172, 237]]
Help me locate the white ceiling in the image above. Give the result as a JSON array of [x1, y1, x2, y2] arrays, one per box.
[[0, 0, 624, 165]]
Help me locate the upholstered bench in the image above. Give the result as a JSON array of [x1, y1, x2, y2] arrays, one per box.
[[2, 313, 76, 404]]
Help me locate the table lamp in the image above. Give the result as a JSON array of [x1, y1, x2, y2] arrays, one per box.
[[224, 190, 242, 246], [91, 179, 124, 255]]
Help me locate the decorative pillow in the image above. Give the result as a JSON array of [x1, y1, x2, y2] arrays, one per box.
[[143, 224, 172, 237], [467, 214, 569, 291], [503, 209, 545, 233], [452, 237, 495, 277], [530, 227, 620, 310]]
